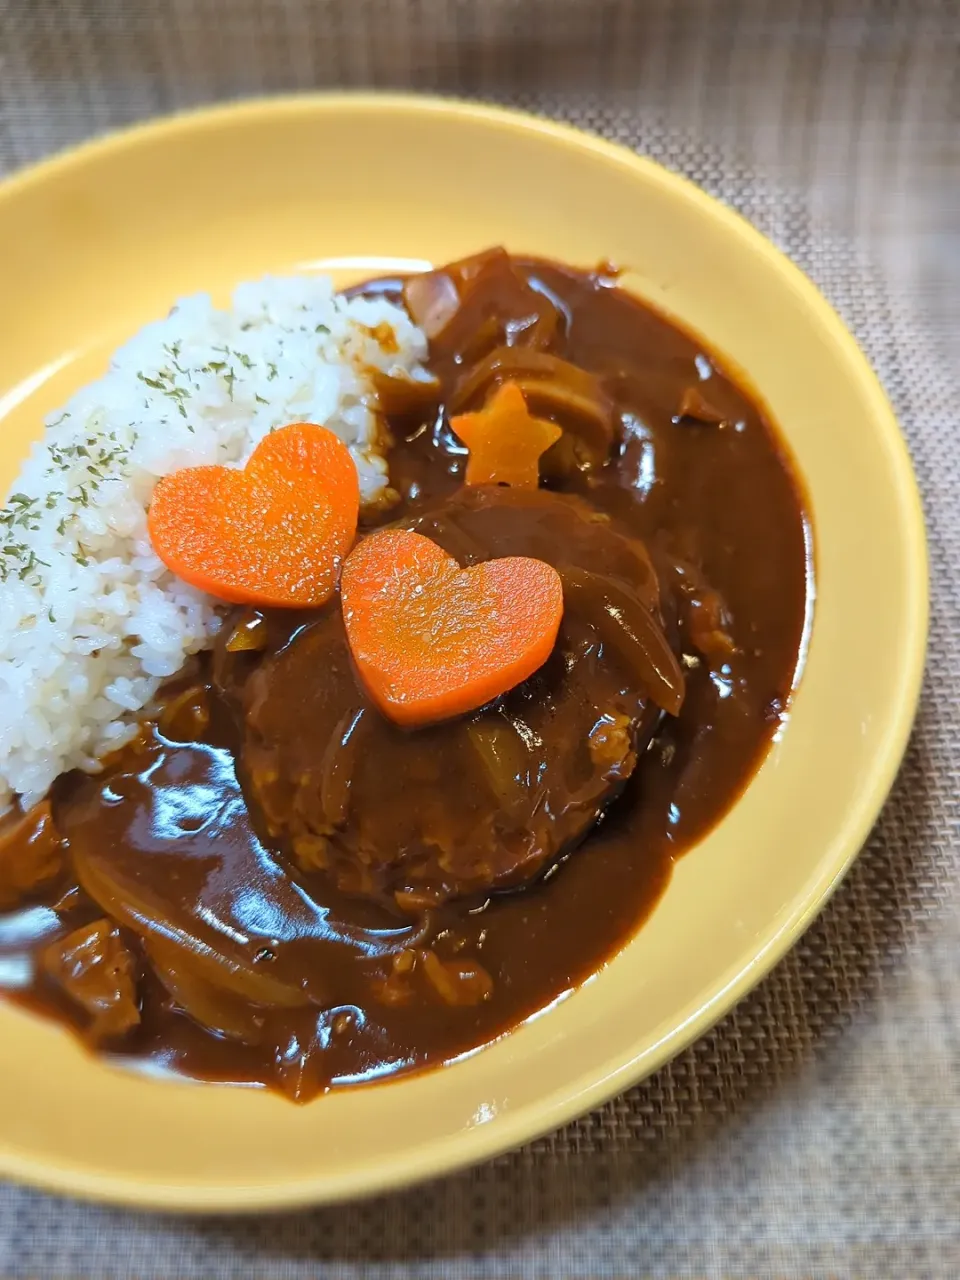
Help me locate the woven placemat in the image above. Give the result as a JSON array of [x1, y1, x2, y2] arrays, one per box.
[[0, 2, 958, 1276]]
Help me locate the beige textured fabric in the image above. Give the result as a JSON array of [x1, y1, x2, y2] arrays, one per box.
[[0, 1, 958, 1276]]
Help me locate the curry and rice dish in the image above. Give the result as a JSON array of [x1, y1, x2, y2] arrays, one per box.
[[0, 250, 810, 1100]]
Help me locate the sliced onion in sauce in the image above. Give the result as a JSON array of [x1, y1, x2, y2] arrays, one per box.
[[561, 566, 685, 716], [420, 949, 493, 1006], [225, 613, 268, 653], [410, 250, 563, 364], [319, 708, 366, 827], [450, 348, 615, 463], [403, 271, 461, 338], [156, 683, 211, 740], [371, 368, 442, 417], [145, 934, 274, 1043], [73, 845, 314, 1010], [466, 716, 531, 815]]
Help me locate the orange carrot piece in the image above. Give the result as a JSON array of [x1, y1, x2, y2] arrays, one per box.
[[147, 423, 359, 608], [340, 529, 563, 727], [449, 381, 562, 489]]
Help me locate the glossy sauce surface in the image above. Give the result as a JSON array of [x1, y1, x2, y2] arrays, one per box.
[[0, 257, 810, 1100]]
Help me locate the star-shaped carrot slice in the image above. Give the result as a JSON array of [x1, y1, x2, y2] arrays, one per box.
[[450, 381, 562, 489]]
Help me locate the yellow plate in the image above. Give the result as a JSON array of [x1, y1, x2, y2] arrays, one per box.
[[0, 95, 927, 1210]]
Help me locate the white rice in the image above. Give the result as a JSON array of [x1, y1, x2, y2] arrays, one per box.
[[0, 275, 430, 813]]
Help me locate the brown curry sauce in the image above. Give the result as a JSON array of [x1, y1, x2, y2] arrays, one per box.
[[0, 256, 810, 1101]]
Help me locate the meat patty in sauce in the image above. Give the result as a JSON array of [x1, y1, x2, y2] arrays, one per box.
[[216, 485, 680, 910]]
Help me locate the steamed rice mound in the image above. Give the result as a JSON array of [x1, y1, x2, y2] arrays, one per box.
[[0, 276, 429, 812]]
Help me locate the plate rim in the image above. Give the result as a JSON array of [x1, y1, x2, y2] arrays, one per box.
[[0, 91, 929, 1211]]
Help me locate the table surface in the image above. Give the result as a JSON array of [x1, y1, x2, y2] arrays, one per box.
[[0, 1, 957, 1276]]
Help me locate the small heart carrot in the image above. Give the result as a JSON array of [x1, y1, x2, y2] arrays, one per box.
[[340, 529, 563, 727], [148, 423, 359, 608], [450, 381, 562, 489]]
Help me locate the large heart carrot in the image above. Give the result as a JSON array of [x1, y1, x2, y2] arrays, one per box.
[[341, 530, 563, 726], [148, 423, 359, 607]]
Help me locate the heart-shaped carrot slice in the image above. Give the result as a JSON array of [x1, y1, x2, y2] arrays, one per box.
[[148, 423, 359, 607], [341, 530, 564, 726]]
